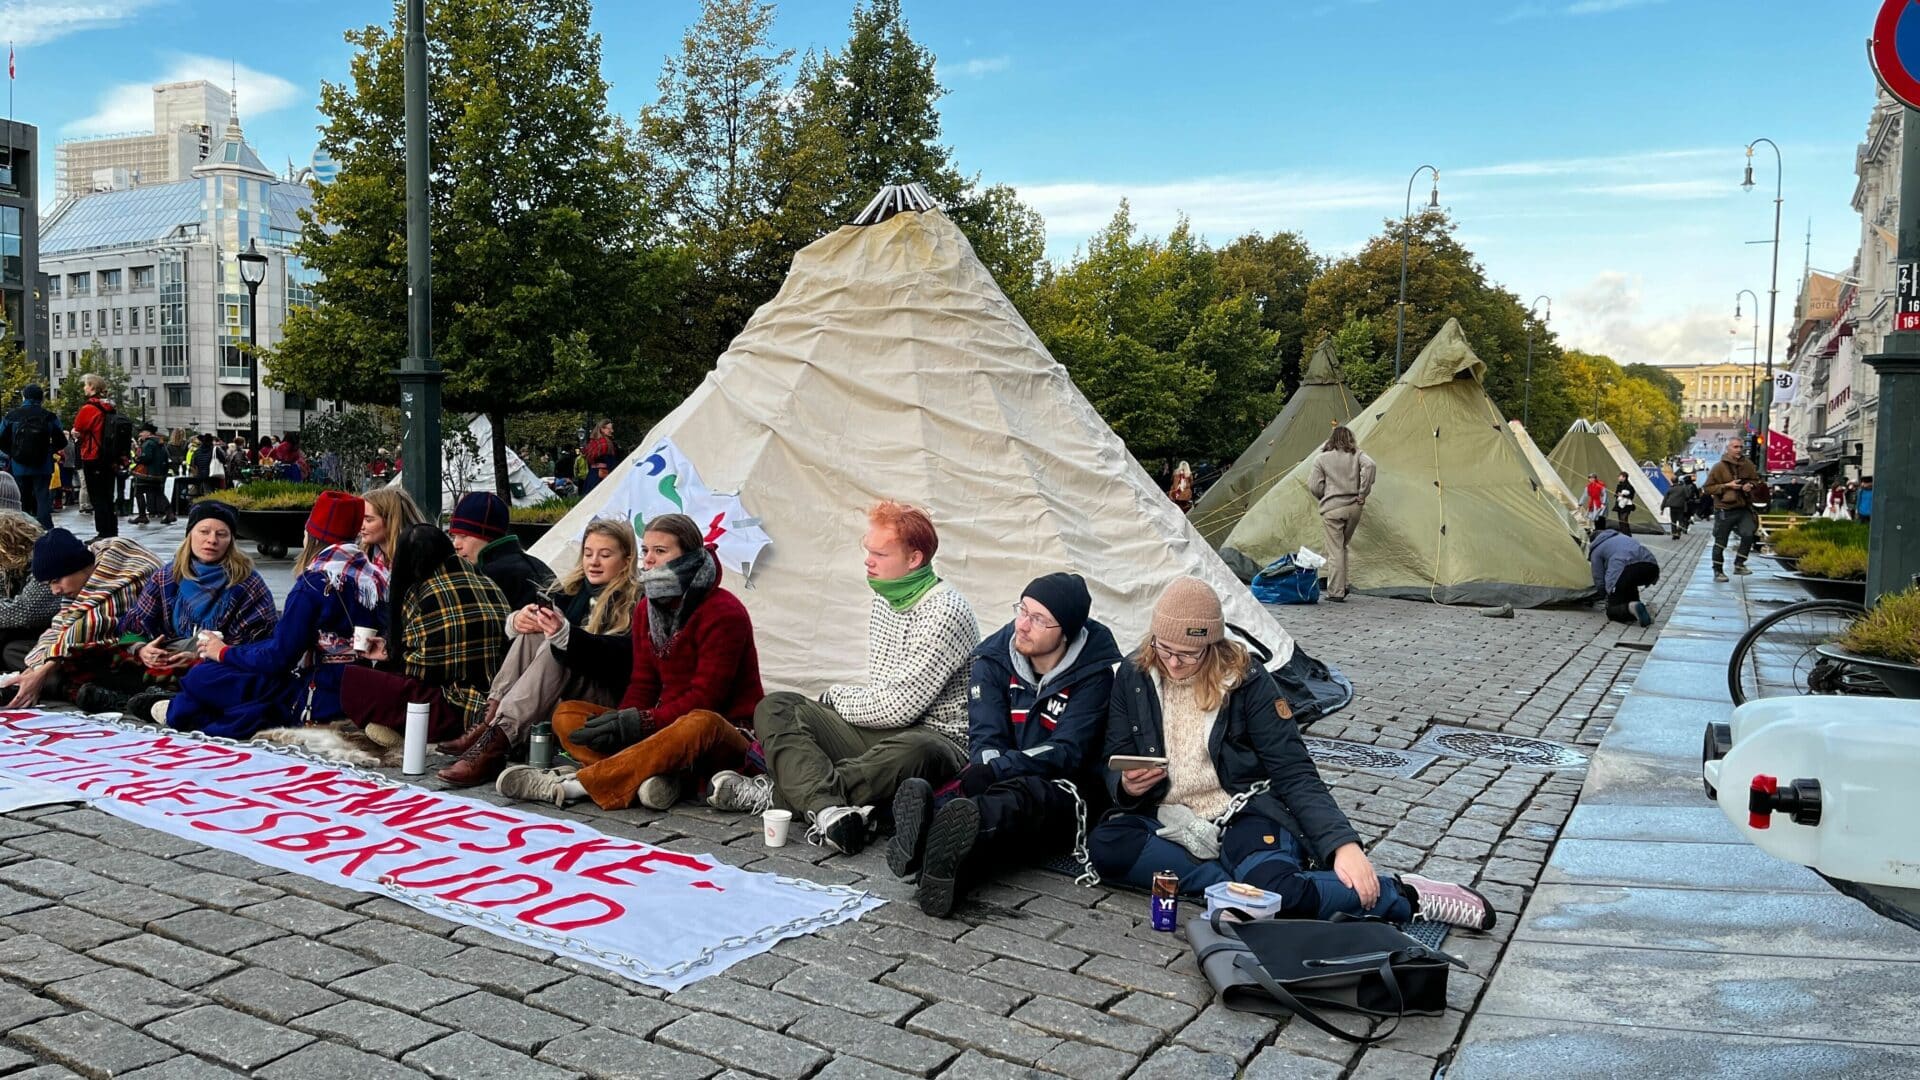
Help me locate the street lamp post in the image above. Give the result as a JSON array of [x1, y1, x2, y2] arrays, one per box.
[[1743, 138, 1783, 474], [1394, 165, 1440, 379], [1735, 289, 1762, 441], [236, 240, 268, 454], [397, 0, 443, 517], [1523, 295, 1550, 428]]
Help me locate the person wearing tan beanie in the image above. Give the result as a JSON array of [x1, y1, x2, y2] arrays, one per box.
[[1086, 578, 1496, 931]]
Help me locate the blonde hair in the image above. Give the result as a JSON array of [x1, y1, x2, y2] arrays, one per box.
[[293, 534, 328, 576], [82, 373, 109, 395], [0, 512, 43, 575], [557, 519, 640, 635], [173, 517, 255, 588], [1133, 632, 1251, 713], [362, 487, 426, 560]]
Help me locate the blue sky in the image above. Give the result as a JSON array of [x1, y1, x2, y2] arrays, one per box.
[[2, 0, 1883, 367]]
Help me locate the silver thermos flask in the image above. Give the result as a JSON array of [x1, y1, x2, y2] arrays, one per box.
[[527, 721, 556, 770]]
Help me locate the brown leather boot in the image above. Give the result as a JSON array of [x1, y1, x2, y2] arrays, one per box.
[[435, 726, 510, 787], [437, 718, 494, 756]]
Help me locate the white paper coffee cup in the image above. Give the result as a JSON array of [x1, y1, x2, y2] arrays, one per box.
[[763, 808, 793, 848], [352, 626, 377, 651]]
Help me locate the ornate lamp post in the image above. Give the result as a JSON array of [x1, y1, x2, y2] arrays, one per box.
[[1523, 295, 1549, 428], [236, 239, 268, 452], [1394, 165, 1440, 379], [1742, 139, 1783, 473]]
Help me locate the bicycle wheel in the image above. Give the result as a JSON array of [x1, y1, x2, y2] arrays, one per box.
[[1726, 598, 1874, 705]]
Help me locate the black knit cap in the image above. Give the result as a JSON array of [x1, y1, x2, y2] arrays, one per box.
[[1022, 572, 1091, 642], [31, 528, 94, 583], [188, 500, 239, 534]]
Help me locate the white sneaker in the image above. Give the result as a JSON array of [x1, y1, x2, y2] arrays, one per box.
[[706, 770, 774, 814], [805, 805, 875, 855], [637, 773, 684, 811]]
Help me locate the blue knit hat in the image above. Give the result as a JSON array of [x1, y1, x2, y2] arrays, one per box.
[[31, 528, 94, 583], [449, 492, 509, 542]]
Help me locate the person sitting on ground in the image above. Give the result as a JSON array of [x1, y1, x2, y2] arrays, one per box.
[[709, 501, 977, 856], [1704, 438, 1762, 583], [1087, 577, 1496, 931], [495, 513, 765, 811], [359, 486, 426, 569], [88, 501, 278, 716], [1661, 475, 1698, 537], [888, 572, 1121, 917], [5, 529, 162, 709], [341, 523, 511, 746], [447, 492, 555, 611], [142, 492, 386, 734], [0, 513, 58, 672], [436, 518, 641, 786], [1588, 526, 1659, 627]]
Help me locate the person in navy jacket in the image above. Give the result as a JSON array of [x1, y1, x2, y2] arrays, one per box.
[[888, 572, 1120, 917]]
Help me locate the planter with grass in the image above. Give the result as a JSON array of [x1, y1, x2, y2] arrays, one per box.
[[1779, 538, 1869, 603], [506, 497, 579, 547], [200, 482, 332, 560], [1814, 589, 1920, 699]]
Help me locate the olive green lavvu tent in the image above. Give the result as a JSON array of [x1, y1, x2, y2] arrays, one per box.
[[1220, 319, 1595, 607], [1546, 420, 1667, 533], [1189, 339, 1360, 547]]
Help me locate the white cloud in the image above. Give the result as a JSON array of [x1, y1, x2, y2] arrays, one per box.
[[952, 55, 1011, 78], [0, 0, 164, 47], [1455, 148, 1724, 180], [66, 55, 302, 136], [1574, 179, 1729, 200], [1567, 0, 1664, 14], [1558, 271, 1744, 365], [1013, 173, 1398, 249]]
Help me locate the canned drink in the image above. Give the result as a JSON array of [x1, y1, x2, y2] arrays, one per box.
[[1150, 870, 1179, 931], [527, 722, 556, 770]]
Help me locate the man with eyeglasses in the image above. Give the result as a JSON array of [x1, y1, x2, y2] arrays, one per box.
[[887, 573, 1121, 916]]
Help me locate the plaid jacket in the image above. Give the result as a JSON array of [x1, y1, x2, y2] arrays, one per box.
[[28, 538, 162, 667], [400, 558, 511, 729], [120, 565, 278, 647]]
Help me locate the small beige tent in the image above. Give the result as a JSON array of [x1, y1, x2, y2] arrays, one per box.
[[1592, 421, 1670, 529], [1547, 420, 1666, 533], [1189, 340, 1360, 547], [1509, 420, 1583, 528], [1220, 319, 1594, 607], [531, 185, 1295, 692]]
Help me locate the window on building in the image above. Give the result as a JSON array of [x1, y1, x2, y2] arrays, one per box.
[[161, 345, 187, 379], [129, 308, 139, 332], [129, 266, 155, 292], [45, 277, 60, 300], [0, 207, 20, 286], [96, 309, 106, 333], [81, 311, 91, 334], [146, 306, 156, 333], [112, 349, 122, 367], [51, 318, 61, 339], [52, 352, 62, 371], [65, 312, 75, 333], [167, 386, 191, 408], [146, 347, 156, 370], [97, 269, 122, 294], [112, 309, 123, 334], [67, 273, 90, 297]]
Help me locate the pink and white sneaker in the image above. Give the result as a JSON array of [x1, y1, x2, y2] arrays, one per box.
[[1401, 873, 1497, 931]]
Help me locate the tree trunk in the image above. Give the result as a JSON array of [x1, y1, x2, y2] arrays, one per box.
[[490, 410, 511, 504]]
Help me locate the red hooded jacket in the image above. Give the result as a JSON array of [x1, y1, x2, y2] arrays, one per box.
[[619, 550, 764, 731]]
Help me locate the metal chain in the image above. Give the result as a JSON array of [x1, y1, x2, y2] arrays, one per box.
[[1049, 778, 1100, 888], [1211, 779, 1271, 829]]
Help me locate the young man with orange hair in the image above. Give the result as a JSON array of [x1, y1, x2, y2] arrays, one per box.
[[709, 501, 979, 855]]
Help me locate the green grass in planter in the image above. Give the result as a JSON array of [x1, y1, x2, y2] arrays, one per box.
[[508, 496, 580, 525], [1841, 588, 1920, 665], [197, 481, 334, 512], [1773, 519, 1869, 558], [1795, 541, 1868, 581]]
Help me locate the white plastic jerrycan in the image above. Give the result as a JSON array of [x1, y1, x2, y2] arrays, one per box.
[[1704, 696, 1920, 888]]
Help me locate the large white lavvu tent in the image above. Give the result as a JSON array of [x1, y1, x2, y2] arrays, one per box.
[[1508, 420, 1583, 528], [533, 185, 1294, 693], [391, 414, 556, 508]]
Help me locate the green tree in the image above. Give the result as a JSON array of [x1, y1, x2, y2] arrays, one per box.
[[1623, 362, 1684, 409], [0, 310, 31, 411], [1215, 231, 1321, 392], [54, 343, 133, 422], [272, 0, 688, 497], [302, 406, 403, 490]]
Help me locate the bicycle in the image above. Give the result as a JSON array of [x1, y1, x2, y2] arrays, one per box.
[[1725, 598, 1887, 706]]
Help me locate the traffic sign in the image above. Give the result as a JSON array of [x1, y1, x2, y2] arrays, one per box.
[[1872, 0, 1920, 110], [1898, 262, 1920, 330]]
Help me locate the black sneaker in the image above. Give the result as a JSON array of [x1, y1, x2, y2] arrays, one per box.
[[917, 798, 981, 918], [888, 777, 934, 879], [74, 683, 130, 715], [123, 688, 175, 725]]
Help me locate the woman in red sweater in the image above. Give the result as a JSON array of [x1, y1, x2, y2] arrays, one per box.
[[495, 513, 763, 811]]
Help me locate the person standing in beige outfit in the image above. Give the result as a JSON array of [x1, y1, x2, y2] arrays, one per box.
[[1306, 425, 1375, 603]]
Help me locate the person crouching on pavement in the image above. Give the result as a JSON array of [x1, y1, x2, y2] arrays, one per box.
[[4, 529, 161, 708], [1589, 526, 1660, 627], [1087, 577, 1496, 931], [493, 514, 764, 811], [709, 501, 978, 857], [888, 572, 1121, 917]]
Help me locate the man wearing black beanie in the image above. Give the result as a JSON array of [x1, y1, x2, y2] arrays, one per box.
[[887, 572, 1122, 917]]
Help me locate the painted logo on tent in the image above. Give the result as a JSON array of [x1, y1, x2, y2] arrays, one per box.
[[603, 438, 772, 577]]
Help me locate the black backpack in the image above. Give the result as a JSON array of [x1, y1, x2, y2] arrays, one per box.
[[99, 405, 136, 465], [7, 407, 61, 470]]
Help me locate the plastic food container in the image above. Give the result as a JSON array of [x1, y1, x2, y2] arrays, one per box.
[[1203, 881, 1287, 920]]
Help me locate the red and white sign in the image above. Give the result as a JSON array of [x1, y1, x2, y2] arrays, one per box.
[[0, 711, 876, 989], [1898, 263, 1920, 331]]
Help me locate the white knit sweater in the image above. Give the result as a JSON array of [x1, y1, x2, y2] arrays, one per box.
[[825, 581, 979, 747], [1157, 672, 1230, 819]]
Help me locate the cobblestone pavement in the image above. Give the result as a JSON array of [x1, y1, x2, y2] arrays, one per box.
[[0, 514, 1707, 1079]]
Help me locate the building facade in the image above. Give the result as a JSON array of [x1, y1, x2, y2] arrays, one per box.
[[1666, 361, 1762, 444], [1, 119, 44, 378], [54, 82, 231, 201], [39, 114, 319, 437]]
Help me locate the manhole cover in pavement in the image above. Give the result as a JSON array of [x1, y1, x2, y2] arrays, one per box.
[[1411, 725, 1590, 770], [1303, 738, 1439, 778]]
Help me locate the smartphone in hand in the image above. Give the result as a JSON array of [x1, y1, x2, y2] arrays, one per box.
[[1108, 754, 1170, 772]]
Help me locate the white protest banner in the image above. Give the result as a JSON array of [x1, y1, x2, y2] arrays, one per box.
[[0, 773, 80, 812], [599, 438, 772, 577], [0, 711, 875, 990]]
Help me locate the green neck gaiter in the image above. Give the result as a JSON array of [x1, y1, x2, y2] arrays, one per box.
[[868, 564, 939, 612]]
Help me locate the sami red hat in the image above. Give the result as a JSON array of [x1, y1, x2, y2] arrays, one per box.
[[306, 490, 367, 546]]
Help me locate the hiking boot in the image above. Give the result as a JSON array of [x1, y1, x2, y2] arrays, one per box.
[[1713, 569, 1730, 583], [362, 722, 403, 748], [496, 764, 570, 807], [917, 798, 980, 918], [74, 684, 130, 715], [1401, 873, 1497, 931], [130, 516, 149, 526], [888, 777, 935, 878], [124, 688, 174, 725], [1632, 601, 1652, 628], [707, 770, 774, 814], [437, 719, 493, 756], [637, 773, 684, 811], [806, 805, 875, 856], [436, 726, 509, 787], [1732, 563, 1753, 576]]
